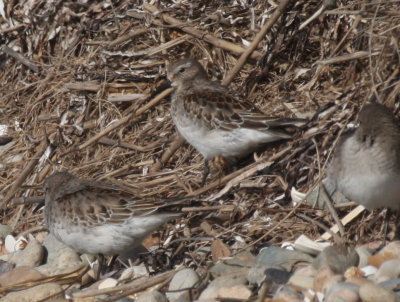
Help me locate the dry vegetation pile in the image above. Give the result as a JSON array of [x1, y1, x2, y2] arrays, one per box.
[[0, 0, 400, 298]]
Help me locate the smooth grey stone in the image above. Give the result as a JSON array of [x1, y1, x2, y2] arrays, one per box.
[[199, 274, 247, 300], [5, 239, 44, 267], [273, 284, 304, 300], [36, 234, 82, 275], [257, 246, 313, 271], [325, 282, 360, 302], [0, 225, 12, 238], [379, 278, 400, 291], [313, 245, 359, 274], [356, 247, 372, 268], [0, 260, 15, 276], [359, 282, 399, 302], [135, 291, 167, 302], [166, 268, 200, 302], [0, 283, 62, 302], [209, 251, 258, 278], [375, 259, 400, 283]]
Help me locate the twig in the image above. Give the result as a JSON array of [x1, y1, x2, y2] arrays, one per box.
[[2, 45, 39, 73], [141, 4, 263, 60], [98, 137, 159, 152], [320, 184, 345, 238], [317, 51, 379, 65], [11, 195, 45, 205], [296, 213, 342, 243], [107, 28, 149, 48], [1, 140, 48, 208], [222, 0, 291, 85], [181, 205, 235, 212], [150, 135, 186, 172], [319, 205, 366, 241], [189, 145, 291, 196], [73, 268, 180, 300], [64, 81, 101, 91], [71, 88, 173, 152]]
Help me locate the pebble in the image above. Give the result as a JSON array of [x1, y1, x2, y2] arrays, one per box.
[[356, 247, 372, 268], [36, 234, 82, 275], [288, 266, 316, 290], [0, 225, 12, 238], [210, 251, 258, 278], [0, 283, 63, 302], [257, 246, 313, 271], [314, 266, 336, 292], [166, 268, 200, 302], [359, 282, 399, 302], [378, 278, 400, 290], [198, 274, 247, 300], [135, 291, 167, 302], [313, 245, 359, 274], [369, 241, 400, 268], [324, 282, 360, 302], [0, 266, 44, 287], [322, 274, 345, 294], [273, 284, 304, 301], [360, 265, 378, 277], [374, 259, 400, 283], [0, 260, 14, 276], [2, 238, 44, 267]]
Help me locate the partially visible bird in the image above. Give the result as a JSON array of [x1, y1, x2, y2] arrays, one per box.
[[44, 171, 186, 257], [327, 102, 400, 211], [166, 58, 306, 182]]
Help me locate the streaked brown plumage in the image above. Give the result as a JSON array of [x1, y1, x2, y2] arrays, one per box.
[[44, 171, 184, 256], [167, 58, 306, 169]]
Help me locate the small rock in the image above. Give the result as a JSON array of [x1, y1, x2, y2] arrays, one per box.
[[210, 251, 258, 278], [322, 274, 345, 294], [257, 246, 313, 271], [314, 266, 336, 292], [0, 283, 62, 302], [0, 260, 14, 276], [4, 239, 44, 267], [375, 259, 400, 283], [98, 278, 118, 289], [136, 291, 167, 302], [0, 266, 44, 287], [369, 241, 400, 268], [346, 276, 372, 287], [313, 244, 359, 274], [166, 268, 200, 302], [360, 265, 378, 277], [216, 284, 252, 300], [199, 274, 247, 300], [356, 247, 372, 268], [359, 282, 399, 302], [378, 278, 400, 290], [0, 225, 12, 238], [265, 268, 291, 284], [273, 284, 304, 301], [288, 266, 316, 290], [344, 266, 364, 279], [325, 282, 360, 302], [36, 234, 82, 275]]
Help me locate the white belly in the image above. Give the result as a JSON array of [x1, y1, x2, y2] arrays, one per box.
[[338, 172, 400, 209], [173, 114, 284, 159]]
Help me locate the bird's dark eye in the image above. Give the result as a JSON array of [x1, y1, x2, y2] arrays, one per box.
[[178, 67, 186, 73]]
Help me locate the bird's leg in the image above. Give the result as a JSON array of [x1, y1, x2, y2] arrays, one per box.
[[96, 254, 105, 280], [394, 209, 400, 240], [201, 159, 209, 186], [383, 208, 393, 244]]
